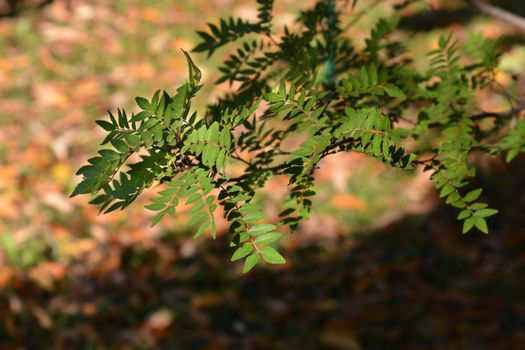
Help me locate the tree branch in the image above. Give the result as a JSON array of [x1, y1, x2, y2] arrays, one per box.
[[467, 0, 525, 33], [227, 100, 525, 185]]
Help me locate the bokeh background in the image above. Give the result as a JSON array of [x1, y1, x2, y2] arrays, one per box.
[[0, 0, 525, 349]]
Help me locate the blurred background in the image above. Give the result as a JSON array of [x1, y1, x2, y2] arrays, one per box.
[[0, 0, 524, 349]]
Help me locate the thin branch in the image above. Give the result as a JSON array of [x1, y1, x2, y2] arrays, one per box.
[[467, 0, 525, 33], [265, 33, 279, 46], [412, 153, 438, 165], [231, 153, 251, 165], [226, 99, 525, 185]]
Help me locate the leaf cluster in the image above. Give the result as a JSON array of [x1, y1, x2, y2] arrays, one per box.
[[74, 1, 524, 272]]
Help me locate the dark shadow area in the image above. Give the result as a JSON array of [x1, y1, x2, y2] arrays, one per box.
[[490, 0, 525, 17], [399, 7, 476, 31], [1, 156, 524, 349], [0, 0, 54, 18], [497, 33, 525, 50]]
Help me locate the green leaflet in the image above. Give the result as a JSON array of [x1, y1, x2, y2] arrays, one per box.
[[254, 232, 282, 245], [146, 169, 217, 238], [260, 246, 286, 264], [182, 49, 202, 87], [182, 121, 232, 172], [243, 253, 260, 273], [500, 120, 525, 162], [219, 185, 285, 272], [231, 244, 253, 261]]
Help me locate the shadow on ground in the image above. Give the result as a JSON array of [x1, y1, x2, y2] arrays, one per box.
[[1, 157, 524, 350]]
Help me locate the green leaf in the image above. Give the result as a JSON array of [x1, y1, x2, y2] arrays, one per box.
[[446, 191, 460, 204], [450, 200, 466, 209], [111, 139, 129, 153], [151, 211, 166, 227], [464, 189, 482, 202], [231, 244, 252, 261], [194, 220, 210, 238], [136, 97, 150, 111], [125, 134, 141, 147], [131, 111, 149, 122], [474, 217, 488, 234], [239, 203, 263, 214], [99, 149, 120, 160], [474, 208, 498, 218], [210, 223, 217, 239], [70, 181, 91, 197], [359, 66, 369, 87], [457, 209, 471, 220], [382, 135, 390, 159], [249, 223, 276, 235], [96, 120, 115, 131], [440, 184, 454, 198], [244, 212, 267, 223], [383, 85, 406, 99], [278, 80, 286, 98], [462, 217, 475, 234], [145, 203, 165, 211], [372, 134, 382, 156], [216, 149, 227, 172], [254, 232, 282, 245], [260, 246, 286, 264], [182, 49, 202, 87], [243, 253, 260, 273], [506, 148, 519, 162], [470, 202, 488, 210]]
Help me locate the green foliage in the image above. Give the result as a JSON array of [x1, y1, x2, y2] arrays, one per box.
[[74, 1, 524, 272], [501, 119, 525, 162]]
